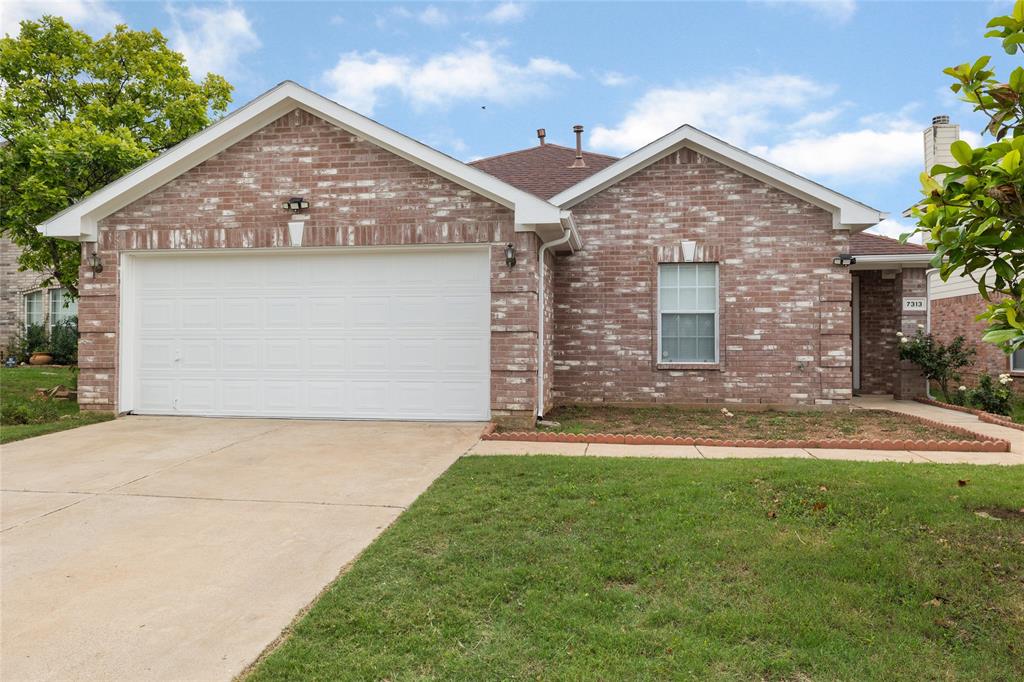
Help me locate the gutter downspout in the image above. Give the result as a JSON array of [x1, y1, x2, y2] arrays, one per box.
[[536, 221, 576, 419], [925, 267, 935, 399]]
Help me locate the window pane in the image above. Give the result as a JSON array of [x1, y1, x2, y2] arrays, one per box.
[[661, 265, 677, 287], [661, 337, 679, 361], [659, 288, 678, 312], [697, 263, 716, 286], [25, 291, 43, 327], [679, 338, 697, 360], [679, 314, 697, 337], [677, 286, 697, 312], [678, 265, 696, 286], [1013, 349, 1024, 372], [696, 337, 716, 362], [697, 313, 715, 337], [697, 287, 716, 310]]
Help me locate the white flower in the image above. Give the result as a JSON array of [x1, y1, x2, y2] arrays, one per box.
[[895, 331, 904, 338], [958, 385, 968, 391], [917, 323, 925, 329], [900, 337, 909, 344]]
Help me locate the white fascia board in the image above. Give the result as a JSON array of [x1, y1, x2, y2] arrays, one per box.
[[37, 81, 562, 241], [549, 125, 884, 231], [849, 253, 935, 270]]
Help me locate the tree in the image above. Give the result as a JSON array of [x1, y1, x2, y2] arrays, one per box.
[[909, 1, 1024, 355], [0, 16, 232, 295]]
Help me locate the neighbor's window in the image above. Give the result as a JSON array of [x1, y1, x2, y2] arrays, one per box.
[[1012, 348, 1024, 373], [49, 287, 77, 328], [24, 290, 44, 328], [659, 263, 718, 363]]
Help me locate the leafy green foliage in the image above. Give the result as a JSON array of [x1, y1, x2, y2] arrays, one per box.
[[967, 373, 1017, 416], [897, 329, 976, 399], [0, 16, 232, 295], [50, 317, 78, 365], [910, 1, 1024, 355], [0, 365, 112, 443]]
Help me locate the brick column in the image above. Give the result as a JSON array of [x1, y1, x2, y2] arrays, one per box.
[[894, 268, 928, 399]]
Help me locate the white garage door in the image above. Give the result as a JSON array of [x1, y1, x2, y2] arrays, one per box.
[[124, 248, 491, 420]]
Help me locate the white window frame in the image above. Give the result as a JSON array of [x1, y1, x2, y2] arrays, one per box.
[[24, 290, 45, 329], [1012, 348, 1024, 373], [48, 287, 77, 330], [656, 262, 720, 365]]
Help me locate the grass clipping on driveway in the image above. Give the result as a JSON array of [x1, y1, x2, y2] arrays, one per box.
[[508, 404, 984, 442], [250, 457, 1024, 681]]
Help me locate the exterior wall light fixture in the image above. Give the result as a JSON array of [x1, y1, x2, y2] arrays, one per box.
[[89, 248, 104, 274], [832, 253, 856, 267], [282, 197, 309, 212], [504, 242, 517, 268]]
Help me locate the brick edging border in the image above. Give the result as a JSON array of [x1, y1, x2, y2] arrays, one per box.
[[480, 411, 1009, 452], [915, 397, 1024, 433]]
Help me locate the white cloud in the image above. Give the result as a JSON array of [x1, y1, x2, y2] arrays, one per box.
[[483, 2, 527, 24], [590, 74, 830, 153], [168, 4, 261, 78], [755, 0, 858, 23], [867, 218, 923, 244], [323, 42, 577, 115], [599, 71, 634, 87], [1, 0, 121, 36], [418, 5, 449, 27], [791, 107, 843, 129]]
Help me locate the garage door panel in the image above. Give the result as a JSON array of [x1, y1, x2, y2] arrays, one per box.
[[129, 250, 490, 420]]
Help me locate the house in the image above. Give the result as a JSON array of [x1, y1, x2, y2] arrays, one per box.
[[0, 237, 76, 352], [919, 116, 1024, 388], [35, 81, 936, 425]]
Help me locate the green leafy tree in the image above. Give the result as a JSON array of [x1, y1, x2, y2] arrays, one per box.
[[897, 329, 976, 400], [910, 1, 1024, 354], [0, 16, 232, 295]]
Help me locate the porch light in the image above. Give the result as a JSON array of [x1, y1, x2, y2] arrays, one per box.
[[282, 197, 309, 212], [504, 242, 517, 268], [89, 249, 103, 274], [832, 253, 856, 267]]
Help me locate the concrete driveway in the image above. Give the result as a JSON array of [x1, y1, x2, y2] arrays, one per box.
[[1, 416, 481, 682]]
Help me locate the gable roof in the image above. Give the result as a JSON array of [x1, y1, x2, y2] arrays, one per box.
[[38, 81, 566, 242], [549, 125, 885, 231], [849, 232, 930, 256], [469, 144, 619, 200]]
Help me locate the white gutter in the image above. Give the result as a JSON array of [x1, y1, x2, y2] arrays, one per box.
[[535, 218, 576, 418]]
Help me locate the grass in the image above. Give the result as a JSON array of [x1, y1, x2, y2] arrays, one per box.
[[510, 404, 982, 442], [0, 366, 112, 444], [249, 456, 1024, 681]]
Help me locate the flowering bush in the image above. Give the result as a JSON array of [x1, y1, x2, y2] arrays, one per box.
[[968, 373, 1015, 416], [897, 329, 976, 399]]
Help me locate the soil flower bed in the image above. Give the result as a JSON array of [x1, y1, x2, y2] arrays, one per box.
[[487, 405, 1008, 452]]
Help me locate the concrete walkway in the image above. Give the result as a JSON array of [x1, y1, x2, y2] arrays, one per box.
[[1, 417, 481, 682], [469, 397, 1023, 465]]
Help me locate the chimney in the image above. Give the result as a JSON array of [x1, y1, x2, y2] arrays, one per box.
[[570, 124, 586, 168], [924, 114, 959, 178], [537, 128, 546, 146]]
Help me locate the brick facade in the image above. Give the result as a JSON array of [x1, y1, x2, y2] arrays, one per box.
[[79, 108, 542, 422], [0, 237, 48, 350], [932, 293, 1022, 389], [551, 148, 853, 407]]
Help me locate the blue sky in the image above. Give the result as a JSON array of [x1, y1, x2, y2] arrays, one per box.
[[3, 1, 1019, 238]]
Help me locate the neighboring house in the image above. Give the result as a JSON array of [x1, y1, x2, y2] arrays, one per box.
[[0, 236, 76, 352], [35, 81, 934, 424], [921, 116, 1024, 388]]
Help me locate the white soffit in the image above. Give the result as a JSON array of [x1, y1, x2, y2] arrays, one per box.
[[37, 81, 564, 241], [549, 125, 885, 231]]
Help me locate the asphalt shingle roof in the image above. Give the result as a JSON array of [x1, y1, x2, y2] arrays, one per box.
[[468, 144, 618, 200], [848, 232, 931, 256]]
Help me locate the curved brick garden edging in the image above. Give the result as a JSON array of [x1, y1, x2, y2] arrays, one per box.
[[915, 397, 1024, 433], [480, 417, 1010, 453]]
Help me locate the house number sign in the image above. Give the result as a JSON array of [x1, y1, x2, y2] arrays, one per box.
[[902, 297, 927, 312]]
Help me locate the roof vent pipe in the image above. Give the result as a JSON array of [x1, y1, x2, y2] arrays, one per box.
[[570, 124, 586, 168], [537, 128, 546, 145]]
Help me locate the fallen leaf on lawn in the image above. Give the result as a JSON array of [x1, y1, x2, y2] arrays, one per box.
[[958, 479, 969, 487], [975, 511, 1002, 521], [818, 485, 828, 492], [923, 598, 943, 608], [767, 510, 777, 519], [934, 618, 955, 629], [812, 502, 827, 512]]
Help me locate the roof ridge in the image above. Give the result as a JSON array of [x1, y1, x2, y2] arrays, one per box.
[[469, 143, 619, 165]]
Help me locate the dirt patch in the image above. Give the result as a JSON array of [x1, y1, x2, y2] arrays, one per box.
[[973, 507, 1024, 521], [508, 405, 985, 443]]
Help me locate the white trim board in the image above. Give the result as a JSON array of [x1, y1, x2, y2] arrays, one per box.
[[549, 125, 885, 231], [39, 81, 565, 242]]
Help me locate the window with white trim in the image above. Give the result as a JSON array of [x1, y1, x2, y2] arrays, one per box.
[[1012, 348, 1024, 373], [658, 262, 718, 363], [49, 287, 77, 328], [25, 290, 44, 328]]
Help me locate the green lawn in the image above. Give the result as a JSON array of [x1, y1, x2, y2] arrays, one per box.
[[249, 456, 1024, 682], [0, 366, 112, 444]]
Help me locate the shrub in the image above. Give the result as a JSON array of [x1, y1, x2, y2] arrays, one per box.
[[23, 323, 49, 355], [968, 373, 1015, 416], [897, 329, 976, 399], [0, 396, 62, 425], [50, 317, 78, 365]]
